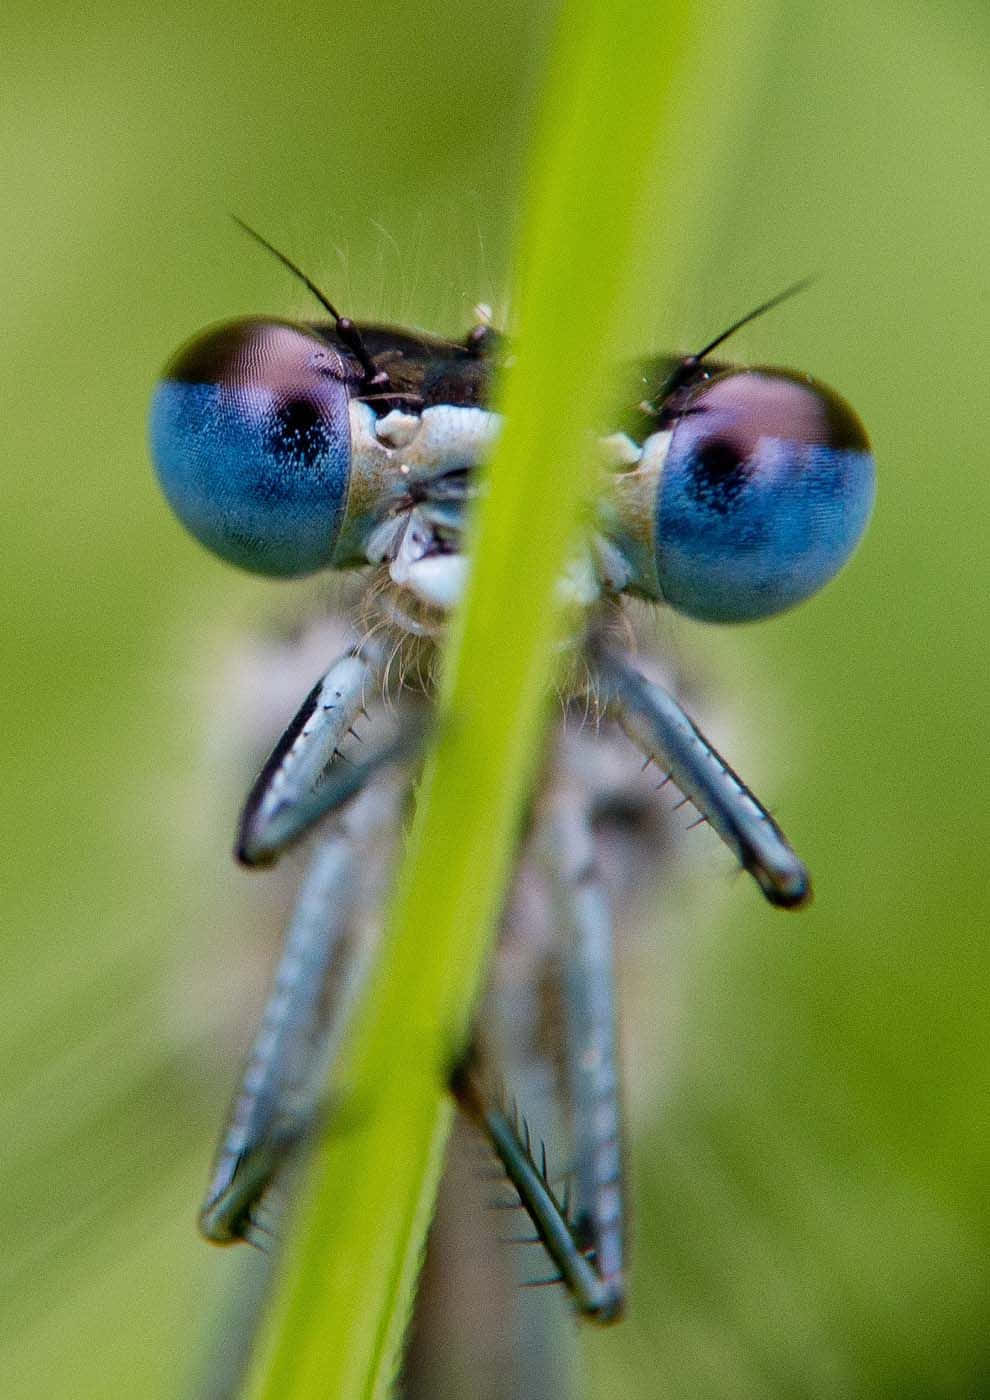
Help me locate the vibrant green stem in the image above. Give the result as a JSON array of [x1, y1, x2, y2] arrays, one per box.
[[247, 3, 699, 1395]]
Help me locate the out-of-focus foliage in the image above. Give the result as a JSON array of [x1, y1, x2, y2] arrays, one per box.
[[1, 2, 986, 1397]]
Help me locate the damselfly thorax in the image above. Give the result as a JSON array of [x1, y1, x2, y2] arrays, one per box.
[[149, 228, 874, 1327]]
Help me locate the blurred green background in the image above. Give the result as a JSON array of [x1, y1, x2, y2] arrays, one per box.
[[2, 1, 987, 1396]]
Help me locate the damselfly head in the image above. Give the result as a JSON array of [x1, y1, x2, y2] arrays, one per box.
[[149, 243, 874, 634]]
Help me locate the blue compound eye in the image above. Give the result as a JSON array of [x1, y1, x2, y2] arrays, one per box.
[[655, 368, 875, 622], [149, 318, 353, 576]]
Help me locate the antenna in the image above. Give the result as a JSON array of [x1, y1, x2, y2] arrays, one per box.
[[652, 277, 815, 411], [689, 277, 814, 365], [231, 216, 389, 393]]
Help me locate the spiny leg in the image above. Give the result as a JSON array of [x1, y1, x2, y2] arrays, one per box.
[[591, 641, 810, 907], [200, 779, 399, 1244], [446, 754, 627, 1323], [450, 1063, 621, 1324], [236, 636, 425, 866], [547, 775, 625, 1319], [200, 831, 357, 1242], [403, 826, 581, 1395]]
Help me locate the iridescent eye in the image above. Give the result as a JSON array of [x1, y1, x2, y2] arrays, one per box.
[[149, 318, 353, 576], [654, 368, 875, 622]]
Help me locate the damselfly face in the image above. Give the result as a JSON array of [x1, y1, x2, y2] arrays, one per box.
[[149, 240, 873, 1331], [151, 255, 872, 634]]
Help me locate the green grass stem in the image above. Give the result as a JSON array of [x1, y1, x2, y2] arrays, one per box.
[[247, 3, 699, 1395]]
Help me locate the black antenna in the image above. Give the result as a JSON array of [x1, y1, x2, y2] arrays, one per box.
[[651, 276, 815, 412], [689, 276, 814, 365], [231, 216, 389, 393]]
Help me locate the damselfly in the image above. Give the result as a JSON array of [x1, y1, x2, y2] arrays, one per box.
[[149, 227, 874, 1327]]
